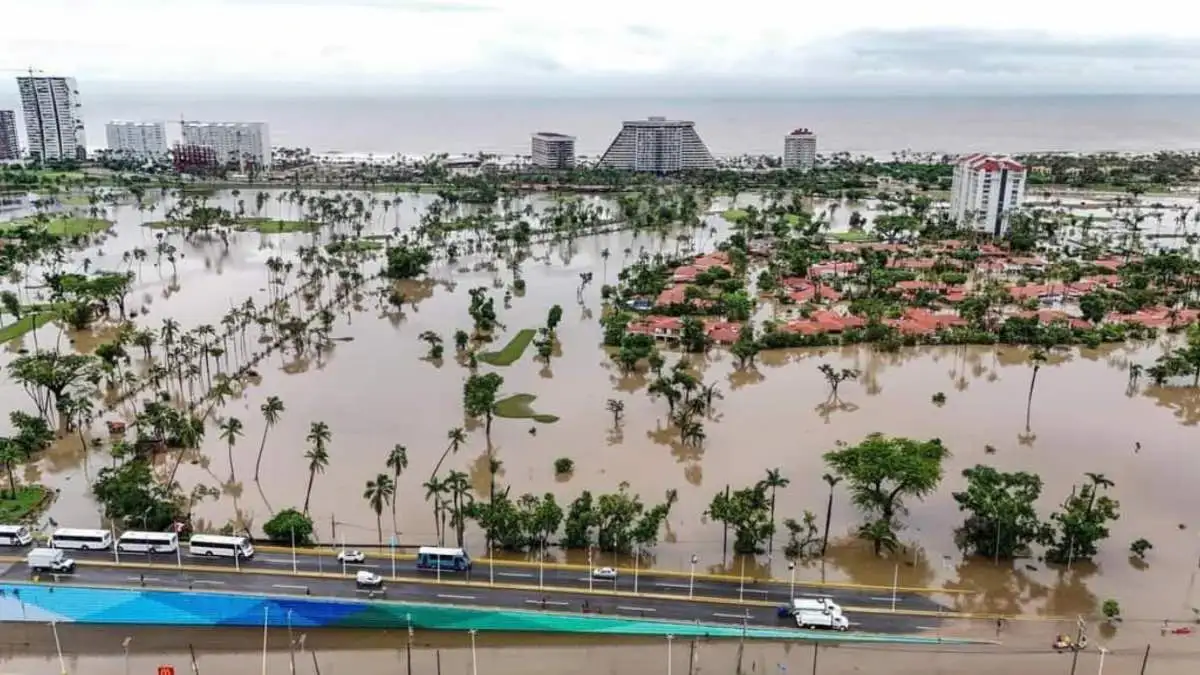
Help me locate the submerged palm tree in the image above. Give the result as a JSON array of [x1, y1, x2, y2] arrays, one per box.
[[255, 396, 285, 481], [762, 468, 790, 554], [303, 421, 331, 514], [364, 473, 395, 544], [430, 427, 466, 479], [218, 417, 244, 481], [385, 444, 409, 535]]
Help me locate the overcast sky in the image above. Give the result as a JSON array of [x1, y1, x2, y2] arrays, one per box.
[[4, 0, 1200, 95]]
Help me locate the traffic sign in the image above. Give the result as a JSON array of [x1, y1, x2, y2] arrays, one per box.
[[158, 666, 175, 675]]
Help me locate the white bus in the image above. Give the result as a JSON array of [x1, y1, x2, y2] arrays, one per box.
[[188, 534, 254, 559], [117, 530, 179, 554], [50, 528, 113, 550], [0, 524, 33, 546], [415, 546, 472, 572]]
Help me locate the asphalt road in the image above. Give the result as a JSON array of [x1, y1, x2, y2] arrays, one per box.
[[0, 562, 936, 635], [12, 545, 946, 616]]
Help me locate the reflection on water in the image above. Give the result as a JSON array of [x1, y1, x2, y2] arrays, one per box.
[[5, 190, 1200, 627]]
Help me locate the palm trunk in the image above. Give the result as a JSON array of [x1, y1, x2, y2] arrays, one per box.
[[377, 513, 383, 544], [390, 477, 398, 535], [254, 427, 269, 481], [303, 469, 316, 514], [5, 465, 16, 498], [1025, 368, 1039, 430], [821, 489, 835, 556], [768, 488, 777, 554], [227, 442, 236, 482]]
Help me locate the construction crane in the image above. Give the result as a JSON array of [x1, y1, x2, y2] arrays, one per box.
[[0, 67, 46, 77]]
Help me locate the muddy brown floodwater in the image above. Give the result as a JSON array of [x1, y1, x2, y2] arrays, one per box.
[[5, 190, 1200, 641]]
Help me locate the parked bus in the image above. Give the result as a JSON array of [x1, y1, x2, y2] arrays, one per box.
[[117, 530, 180, 554], [188, 534, 254, 559], [415, 546, 471, 572], [0, 524, 33, 546], [50, 528, 113, 551]]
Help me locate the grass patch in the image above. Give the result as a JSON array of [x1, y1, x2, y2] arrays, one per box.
[[477, 328, 537, 366], [829, 231, 878, 242], [722, 208, 749, 223], [143, 218, 318, 234], [0, 216, 112, 237], [326, 238, 384, 254], [0, 310, 58, 342], [0, 484, 54, 522], [494, 393, 560, 424]]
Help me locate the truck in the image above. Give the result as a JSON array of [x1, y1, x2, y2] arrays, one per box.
[[795, 609, 850, 631], [792, 597, 844, 615], [26, 548, 76, 574]]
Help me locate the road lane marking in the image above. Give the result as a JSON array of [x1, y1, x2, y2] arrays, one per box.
[[523, 599, 569, 607], [869, 597, 898, 602], [125, 576, 161, 582], [498, 572, 533, 578], [916, 626, 938, 631], [713, 612, 753, 620], [190, 580, 225, 585], [617, 606, 657, 613], [437, 594, 476, 600], [272, 584, 309, 591], [655, 583, 691, 589]]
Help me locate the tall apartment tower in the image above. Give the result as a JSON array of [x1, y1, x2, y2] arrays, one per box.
[[0, 110, 18, 161], [783, 128, 817, 170], [106, 121, 169, 160], [949, 154, 1028, 236], [181, 121, 272, 169], [530, 132, 576, 169], [16, 76, 87, 161], [598, 116, 716, 172]]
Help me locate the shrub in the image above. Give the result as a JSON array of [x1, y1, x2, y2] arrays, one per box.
[[554, 458, 575, 475], [263, 508, 315, 546]]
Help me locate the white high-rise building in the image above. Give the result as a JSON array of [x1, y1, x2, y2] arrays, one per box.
[[783, 128, 817, 170], [949, 154, 1028, 237], [598, 116, 716, 172], [0, 110, 18, 161], [181, 121, 271, 169], [531, 132, 576, 169], [106, 121, 168, 160], [16, 76, 86, 161]]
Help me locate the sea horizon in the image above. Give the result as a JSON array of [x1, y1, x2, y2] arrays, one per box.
[[3, 92, 1199, 159]]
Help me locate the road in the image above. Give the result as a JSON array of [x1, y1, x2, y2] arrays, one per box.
[[0, 559, 940, 635], [17, 545, 948, 616]]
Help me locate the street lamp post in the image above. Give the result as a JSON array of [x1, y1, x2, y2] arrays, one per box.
[[666, 634, 675, 675], [1097, 646, 1108, 675], [469, 629, 478, 675], [121, 636, 132, 675], [788, 561, 796, 601], [588, 545, 594, 593], [633, 546, 640, 595], [51, 621, 66, 675], [688, 554, 698, 599]]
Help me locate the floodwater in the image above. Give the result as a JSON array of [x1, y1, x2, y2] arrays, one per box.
[[2, 621, 1199, 675], [3, 189, 1200, 635]]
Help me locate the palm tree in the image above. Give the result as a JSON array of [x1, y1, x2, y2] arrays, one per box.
[[255, 396, 285, 481], [430, 427, 466, 479], [858, 518, 899, 556], [820, 473, 842, 556], [1025, 349, 1047, 430], [385, 444, 409, 534], [303, 421, 332, 514], [444, 470, 473, 547], [218, 417, 244, 481], [422, 475, 448, 544], [762, 468, 790, 554], [1083, 472, 1115, 515], [364, 474, 395, 544]]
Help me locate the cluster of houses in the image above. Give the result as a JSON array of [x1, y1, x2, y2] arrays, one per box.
[[623, 240, 1192, 345]]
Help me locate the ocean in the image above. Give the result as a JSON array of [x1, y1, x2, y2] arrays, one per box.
[[6, 92, 1200, 158]]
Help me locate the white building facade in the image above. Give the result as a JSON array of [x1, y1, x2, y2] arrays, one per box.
[[0, 110, 18, 161], [105, 121, 168, 160], [783, 128, 817, 170], [598, 117, 716, 172], [949, 154, 1027, 236], [16, 76, 86, 161], [181, 121, 271, 169], [531, 132, 576, 169]]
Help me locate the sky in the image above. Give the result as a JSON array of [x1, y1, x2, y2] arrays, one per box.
[[4, 0, 1200, 95]]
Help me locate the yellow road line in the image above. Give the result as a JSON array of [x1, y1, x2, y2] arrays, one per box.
[[0, 556, 1036, 622], [249, 544, 967, 595]]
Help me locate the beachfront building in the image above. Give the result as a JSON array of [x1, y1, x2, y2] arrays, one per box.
[[16, 76, 86, 161], [105, 121, 168, 161], [783, 128, 817, 170], [530, 132, 576, 169], [598, 116, 716, 172], [181, 121, 271, 169], [949, 153, 1028, 237], [172, 143, 219, 173], [0, 110, 18, 160]]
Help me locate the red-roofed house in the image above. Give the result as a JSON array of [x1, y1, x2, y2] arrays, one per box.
[[705, 320, 742, 345], [626, 316, 683, 339], [809, 261, 859, 278], [1014, 310, 1092, 330]]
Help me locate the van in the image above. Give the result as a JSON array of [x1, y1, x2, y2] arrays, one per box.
[[795, 609, 849, 631], [791, 598, 844, 615], [27, 547, 76, 573], [0, 524, 33, 546]]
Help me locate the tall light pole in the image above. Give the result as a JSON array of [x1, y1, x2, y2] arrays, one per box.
[[469, 629, 478, 675], [588, 545, 594, 593], [1096, 646, 1108, 675], [51, 621, 66, 675], [666, 635, 675, 675], [787, 561, 796, 601], [633, 546, 640, 594], [121, 636, 132, 675], [688, 554, 698, 599]]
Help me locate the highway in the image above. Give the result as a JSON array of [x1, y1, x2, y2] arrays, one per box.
[[0, 546, 954, 635], [14, 545, 949, 615]]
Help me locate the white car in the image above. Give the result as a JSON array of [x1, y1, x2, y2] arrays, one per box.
[[355, 570, 383, 588], [591, 566, 618, 580], [337, 549, 366, 564]]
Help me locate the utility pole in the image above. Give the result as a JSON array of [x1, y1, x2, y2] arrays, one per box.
[[687, 637, 697, 675], [1138, 644, 1151, 675], [721, 484, 730, 564], [1068, 615, 1086, 675], [811, 643, 819, 675]]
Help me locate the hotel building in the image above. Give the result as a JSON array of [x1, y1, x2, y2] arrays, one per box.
[[181, 121, 271, 169], [783, 128, 817, 170], [598, 117, 716, 172], [530, 132, 576, 169], [106, 121, 168, 160], [949, 154, 1028, 236], [15, 76, 86, 161]]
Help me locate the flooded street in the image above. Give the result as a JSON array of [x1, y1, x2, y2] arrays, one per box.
[[4, 189, 1200, 635]]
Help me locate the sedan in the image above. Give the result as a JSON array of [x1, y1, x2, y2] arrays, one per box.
[[591, 566, 618, 580], [337, 549, 367, 564]]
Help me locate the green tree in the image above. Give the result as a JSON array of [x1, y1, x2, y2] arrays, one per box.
[[706, 482, 774, 554], [263, 508, 314, 546], [823, 433, 950, 555], [1079, 292, 1109, 324], [255, 396, 285, 481], [7, 352, 97, 423], [0, 439, 23, 497], [731, 324, 760, 369], [952, 465, 1053, 561], [218, 417, 244, 481], [762, 468, 790, 555], [679, 316, 710, 353], [463, 372, 503, 446], [431, 427, 466, 479], [302, 421, 331, 514], [546, 304, 563, 333], [818, 363, 860, 400], [385, 444, 409, 534], [92, 459, 183, 531], [1045, 475, 1120, 564], [364, 473, 396, 544]]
